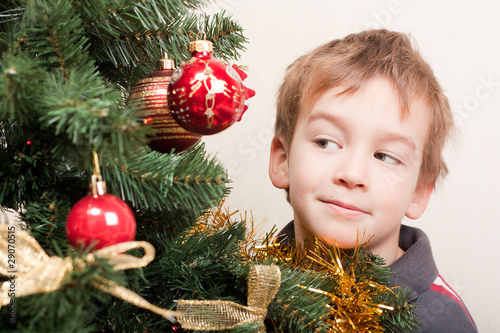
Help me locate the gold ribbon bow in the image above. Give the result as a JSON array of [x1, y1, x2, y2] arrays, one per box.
[[0, 225, 179, 322], [177, 264, 281, 331]]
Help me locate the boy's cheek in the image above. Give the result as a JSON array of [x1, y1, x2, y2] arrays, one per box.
[[381, 168, 411, 192]]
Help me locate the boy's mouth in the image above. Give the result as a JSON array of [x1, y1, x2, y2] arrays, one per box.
[[322, 200, 369, 217]]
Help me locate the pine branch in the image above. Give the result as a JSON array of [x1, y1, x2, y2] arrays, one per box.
[[0, 50, 47, 124], [266, 266, 333, 332], [74, 0, 202, 86], [203, 11, 248, 61], [20, 0, 95, 75], [76, 0, 245, 66], [39, 66, 146, 165], [378, 288, 421, 333], [0, 3, 25, 30], [168, 143, 230, 209], [0, 121, 57, 210], [99, 143, 229, 212], [20, 189, 79, 254]]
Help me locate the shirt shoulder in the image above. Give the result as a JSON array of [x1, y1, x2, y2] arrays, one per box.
[[415, 275, 478, 333]]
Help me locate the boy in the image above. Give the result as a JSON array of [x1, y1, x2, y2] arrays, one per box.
[[269, 29, 478, 332]]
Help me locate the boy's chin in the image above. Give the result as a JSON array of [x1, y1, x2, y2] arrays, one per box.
[[314, 236, 369, 250], [312, 230, 371, 249]]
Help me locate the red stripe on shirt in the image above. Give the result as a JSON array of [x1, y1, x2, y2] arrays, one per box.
[[429, 275, 475, 327]]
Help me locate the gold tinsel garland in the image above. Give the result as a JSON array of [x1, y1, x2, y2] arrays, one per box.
[[186, 203, 404, 332], [252, 232, 399, 332]]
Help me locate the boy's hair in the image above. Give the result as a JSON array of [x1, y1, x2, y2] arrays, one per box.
[[275, 29, 453, 189]]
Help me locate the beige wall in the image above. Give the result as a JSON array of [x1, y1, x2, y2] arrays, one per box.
[[203, 0, 499, 331]]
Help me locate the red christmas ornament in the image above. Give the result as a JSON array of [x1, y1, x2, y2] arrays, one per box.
[[128, 53, 201, 153], [66, 162, 136, 250], [167, 40, 247, 135]]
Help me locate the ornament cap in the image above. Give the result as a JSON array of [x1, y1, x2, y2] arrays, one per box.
[[91, 174, 107, 196], [189, 40, 213, 53], [157, 52, 175, 70]]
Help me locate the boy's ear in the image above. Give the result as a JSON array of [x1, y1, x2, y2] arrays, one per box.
[[405, 184, 434, 219], [269, 135, 290, 189]]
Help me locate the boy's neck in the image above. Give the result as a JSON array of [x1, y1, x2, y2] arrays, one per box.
[[366, 242, 405, 266], [384, 247, 405, 266]]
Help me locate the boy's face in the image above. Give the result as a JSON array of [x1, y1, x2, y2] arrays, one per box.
[[269, 77, 434, 262]]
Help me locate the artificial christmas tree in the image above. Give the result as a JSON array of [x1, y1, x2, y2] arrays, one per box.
[[0, 1, 418, 332], [0, 1, 247, 331]]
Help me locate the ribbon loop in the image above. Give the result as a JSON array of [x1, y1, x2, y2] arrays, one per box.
[[93, 240, 155, 271], [177, 264, 281, 330], [0, 225, 178, 321], [247, 264, 281, 309]]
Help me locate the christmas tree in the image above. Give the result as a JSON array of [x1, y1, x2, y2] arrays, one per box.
[[1, 1, 420, 332]]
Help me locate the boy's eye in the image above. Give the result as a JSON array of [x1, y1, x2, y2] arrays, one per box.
[[374, 152, 400, 164], [315, 139, 340, 150]]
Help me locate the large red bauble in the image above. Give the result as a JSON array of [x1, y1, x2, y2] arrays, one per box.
[[167, 40, 246, 135], [128, 53, 201, 153], [66, 193, 136, 250]]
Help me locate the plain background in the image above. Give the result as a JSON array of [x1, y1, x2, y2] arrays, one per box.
[[1, 1, 497, 331], [201, 1, 499, 331]]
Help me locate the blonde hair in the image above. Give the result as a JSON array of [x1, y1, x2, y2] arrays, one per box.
[[275, 29, 453, 189]]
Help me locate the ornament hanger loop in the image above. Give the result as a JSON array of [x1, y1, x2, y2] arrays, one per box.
[[92, 151, 101, 177], [91, 151, 106, 196], [196, 30, 207, 41], [196, 12, 206, 40]]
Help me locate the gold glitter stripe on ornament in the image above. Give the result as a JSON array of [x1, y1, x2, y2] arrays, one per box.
[[0, 225, 179, 322], [129, 78, 170, 92], [133, 76, 171, 84], [134, 106, 170, 117], [129, 89, 169, 99], [138, 97, 168, 102], [154, 134, 201, 140], [177, 265, 280, 331]]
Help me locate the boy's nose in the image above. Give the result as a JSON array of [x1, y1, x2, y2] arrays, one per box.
[[332, 153, 369, 190]]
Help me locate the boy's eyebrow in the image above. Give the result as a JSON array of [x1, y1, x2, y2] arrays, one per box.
[[307, 112, 349, 131], [379, 131, 417, 152], [307, 111, 418, 152]]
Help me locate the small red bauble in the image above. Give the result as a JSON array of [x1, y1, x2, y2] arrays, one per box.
[[167, 40, 246, 135], [66, 193, 136, 250], [128, 53, 201, 153]]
